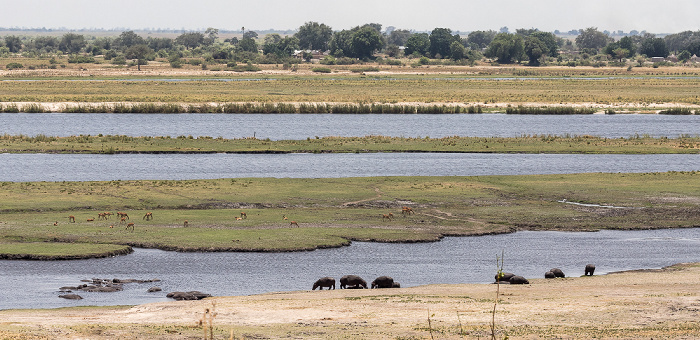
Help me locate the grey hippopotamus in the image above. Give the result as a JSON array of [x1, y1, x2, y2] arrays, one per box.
[[585, 264, 596, 276], [340, 275, 367, 289], [371, 276, 395, 289], [313, 277, 336, 290]]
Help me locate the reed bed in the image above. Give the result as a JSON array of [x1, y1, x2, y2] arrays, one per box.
[[658, 107, 696, 115], [505, 106, 597, 115]]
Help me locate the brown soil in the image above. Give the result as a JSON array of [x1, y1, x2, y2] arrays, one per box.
[[1, 263, 699, 339]]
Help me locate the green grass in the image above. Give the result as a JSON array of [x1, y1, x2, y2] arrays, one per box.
[[1, 134, 699, 154], [1, 173, 699, 257]]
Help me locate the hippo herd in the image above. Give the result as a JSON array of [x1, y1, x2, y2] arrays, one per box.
[[313, 275, 401, 290], [496, 264, 596, 285]]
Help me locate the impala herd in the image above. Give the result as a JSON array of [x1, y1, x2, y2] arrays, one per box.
[[55, 206, 418, 231]]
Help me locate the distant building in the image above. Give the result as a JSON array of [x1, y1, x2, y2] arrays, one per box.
[[651, 57, 665, 63], [666, 54, 679, 62]]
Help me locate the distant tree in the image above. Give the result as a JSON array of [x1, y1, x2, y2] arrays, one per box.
[[604, 36, 635, 60], [3, 35, 22, 53], [523, 36, 547, 65], [530, 31, 559, 57], [243, 31, 258, 40], [449, 40, 467, 60], [365, 23, 383, 33], [575, 27, 611, 52], [29, 36, 59, 53], [124, 44, 152, 71], [467, 30, 496, 49], [639, 37, 669, 57], [350, 25, 384, 59], [59, 33, 86, 53], [204, 27, 219, 46], [404, 33, 430, 57], [387, 29, 411, 46], [677, 50, 691, 62], [238, 37, 258, 53], [499, 26, 509, 34], [485, 33, 524, 64], [429, 28, 455, 58], [385, 44, 401, 57], [175, 32, 204, 49], [263, 34, 299, 57], [147, 37, 173, 52], [113, 31, 145, 51], [329, 29, 354, 57], [294, 22, 333, 50]]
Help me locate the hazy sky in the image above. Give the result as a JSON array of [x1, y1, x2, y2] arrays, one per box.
[[3, 0, 698, 33]]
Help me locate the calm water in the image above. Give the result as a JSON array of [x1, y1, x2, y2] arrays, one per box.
[[2, 113, 700, 139], [1, 228, 698, 310], [1, 153, 698, 182]]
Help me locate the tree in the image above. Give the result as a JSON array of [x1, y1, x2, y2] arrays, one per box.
[[429, 28, 455, 58], [485, 33, 524, 64], [294, 22, 333, 50], [175, 32, 204, 49], [350, 25, 384, 59], [387, 29, 411, 46], [243, 31, 258, 40], [523, 36, 547, 65], [124, 44, 152, 71], [677, 50, 691, 62], [575, 27, 611, 52], [113, 31, 145, 51], [530, 31, 559, 57], [59, 33, 86, 53], [404, 33, 430, 57], [263, 34, 299, 57], [3, 36, 22, 53], [204, 28, 218, 46], [467, 30, 496, 49], [639, 37, 669, 57], [29, 36, 59, 53], [147, 37, 173, 52], [449, 41, 467, 60], [604, 36, 635, 61], [329, 29, 354, 57], [238, 37, 258, 53]]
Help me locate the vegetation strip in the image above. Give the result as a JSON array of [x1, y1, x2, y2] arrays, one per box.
[[1, 173, 698, 258], [1, 134, 698, 154]]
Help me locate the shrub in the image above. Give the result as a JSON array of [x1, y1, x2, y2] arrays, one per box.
[[312, 67, 332, 73], [68, 55, 96, 63], [111, 56, 127, 65], [6, 62, 23, 70], [659, 108, 694, 115]]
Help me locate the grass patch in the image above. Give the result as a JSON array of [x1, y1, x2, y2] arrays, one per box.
[[0, 173, 699, 257]]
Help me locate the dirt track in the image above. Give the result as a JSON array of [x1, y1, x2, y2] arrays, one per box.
[[1, 263, 699, 339]]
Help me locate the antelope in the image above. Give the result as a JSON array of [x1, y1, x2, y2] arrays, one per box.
[[119, 217, 127, 225], [105, 212, 113, 219], [382, 213, 394, 221], [68, 215, 75, 223], [401, 206, 414, 216], [283, 215, 288, 220], [289, 221, 299, 227], [98, 213, 107, 220], [183, 220, 189, 227], [86, 218, 94, 222], [240, 212, 247, 219], [235, 217, 242, 221], [117, 212, 129, 220], [53, 221, 58, 226], [143, 212, 153, 221], [125, 222, 135, 231]]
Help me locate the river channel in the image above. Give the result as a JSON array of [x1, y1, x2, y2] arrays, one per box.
[[1, 228, 699, 310], [2, 113, 700, 139]]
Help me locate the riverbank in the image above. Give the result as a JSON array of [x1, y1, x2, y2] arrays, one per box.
[[1, 134, 699, 154], [1, 262, 698, 339], [1, 173, 698, 258]]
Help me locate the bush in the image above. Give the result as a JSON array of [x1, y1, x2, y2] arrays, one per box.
[[312, 67, 332, 73], [6, 62, 23, 70], [232, 64, 261, 72], [68, 55, 96, 63], [419, 56, 430, 65], [111, 56, 127, 65]]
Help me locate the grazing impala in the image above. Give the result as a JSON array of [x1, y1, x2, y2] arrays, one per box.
[[125, 222, 135, 231], [68, 215, 75, 223], [401, 206, 414, 216], [382, 213, 394, 221], [240, 212, 247, 219], [290, 221, 299, 227], [183, 220, 189, 227], [143, 212, 153, 221]]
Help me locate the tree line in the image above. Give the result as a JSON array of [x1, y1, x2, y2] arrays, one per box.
[[2, 23, 699, 67]]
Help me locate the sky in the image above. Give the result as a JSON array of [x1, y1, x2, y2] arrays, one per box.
[[2, 0, 698, 34]]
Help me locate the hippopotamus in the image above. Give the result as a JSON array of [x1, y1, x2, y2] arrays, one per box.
[[312, 277, 336, 290], [340, 275, 367, 289], [509, 275, 529, 284], [495, 272, 515, 282], [550, 268, 565, 278], [585, 264, 596, 276], [371, 276, 395, 289]]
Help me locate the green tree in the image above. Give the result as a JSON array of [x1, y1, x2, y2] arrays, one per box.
[[575, 27, 611, 52], [329, 29, 354, 57], [124, 44, 152, 71], [147, 37, 173, 52], [485, 33, 524, 64], [639, 37, 669, 57], [350, 25, 384, 59], [467, 30, 496, 49], [59, 33, 86, 53], [3, 36, 22, 53], [113, 31, 145, 51], [429, 28, 455, 58], [204, 27, 219, 46], [387, 29, 411, 46], [404, 33, 430, 56], [263, 34, 299, 57], [243, 31, 258, 40], [29, 36, 59, 53], [530, 31, 559, 57], [175, 32, 204, 49], [677, 50, 691, 62], [295, 22, 333, 50], [238, 37, 259, 53], [449, 40, 467, 60], [523, 36, 547, 65]]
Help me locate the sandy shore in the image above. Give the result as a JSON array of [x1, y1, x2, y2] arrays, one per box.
[[1, 263, 699, 339]]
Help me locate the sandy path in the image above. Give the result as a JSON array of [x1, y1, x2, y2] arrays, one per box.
[[1, 263, 699, 339]]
